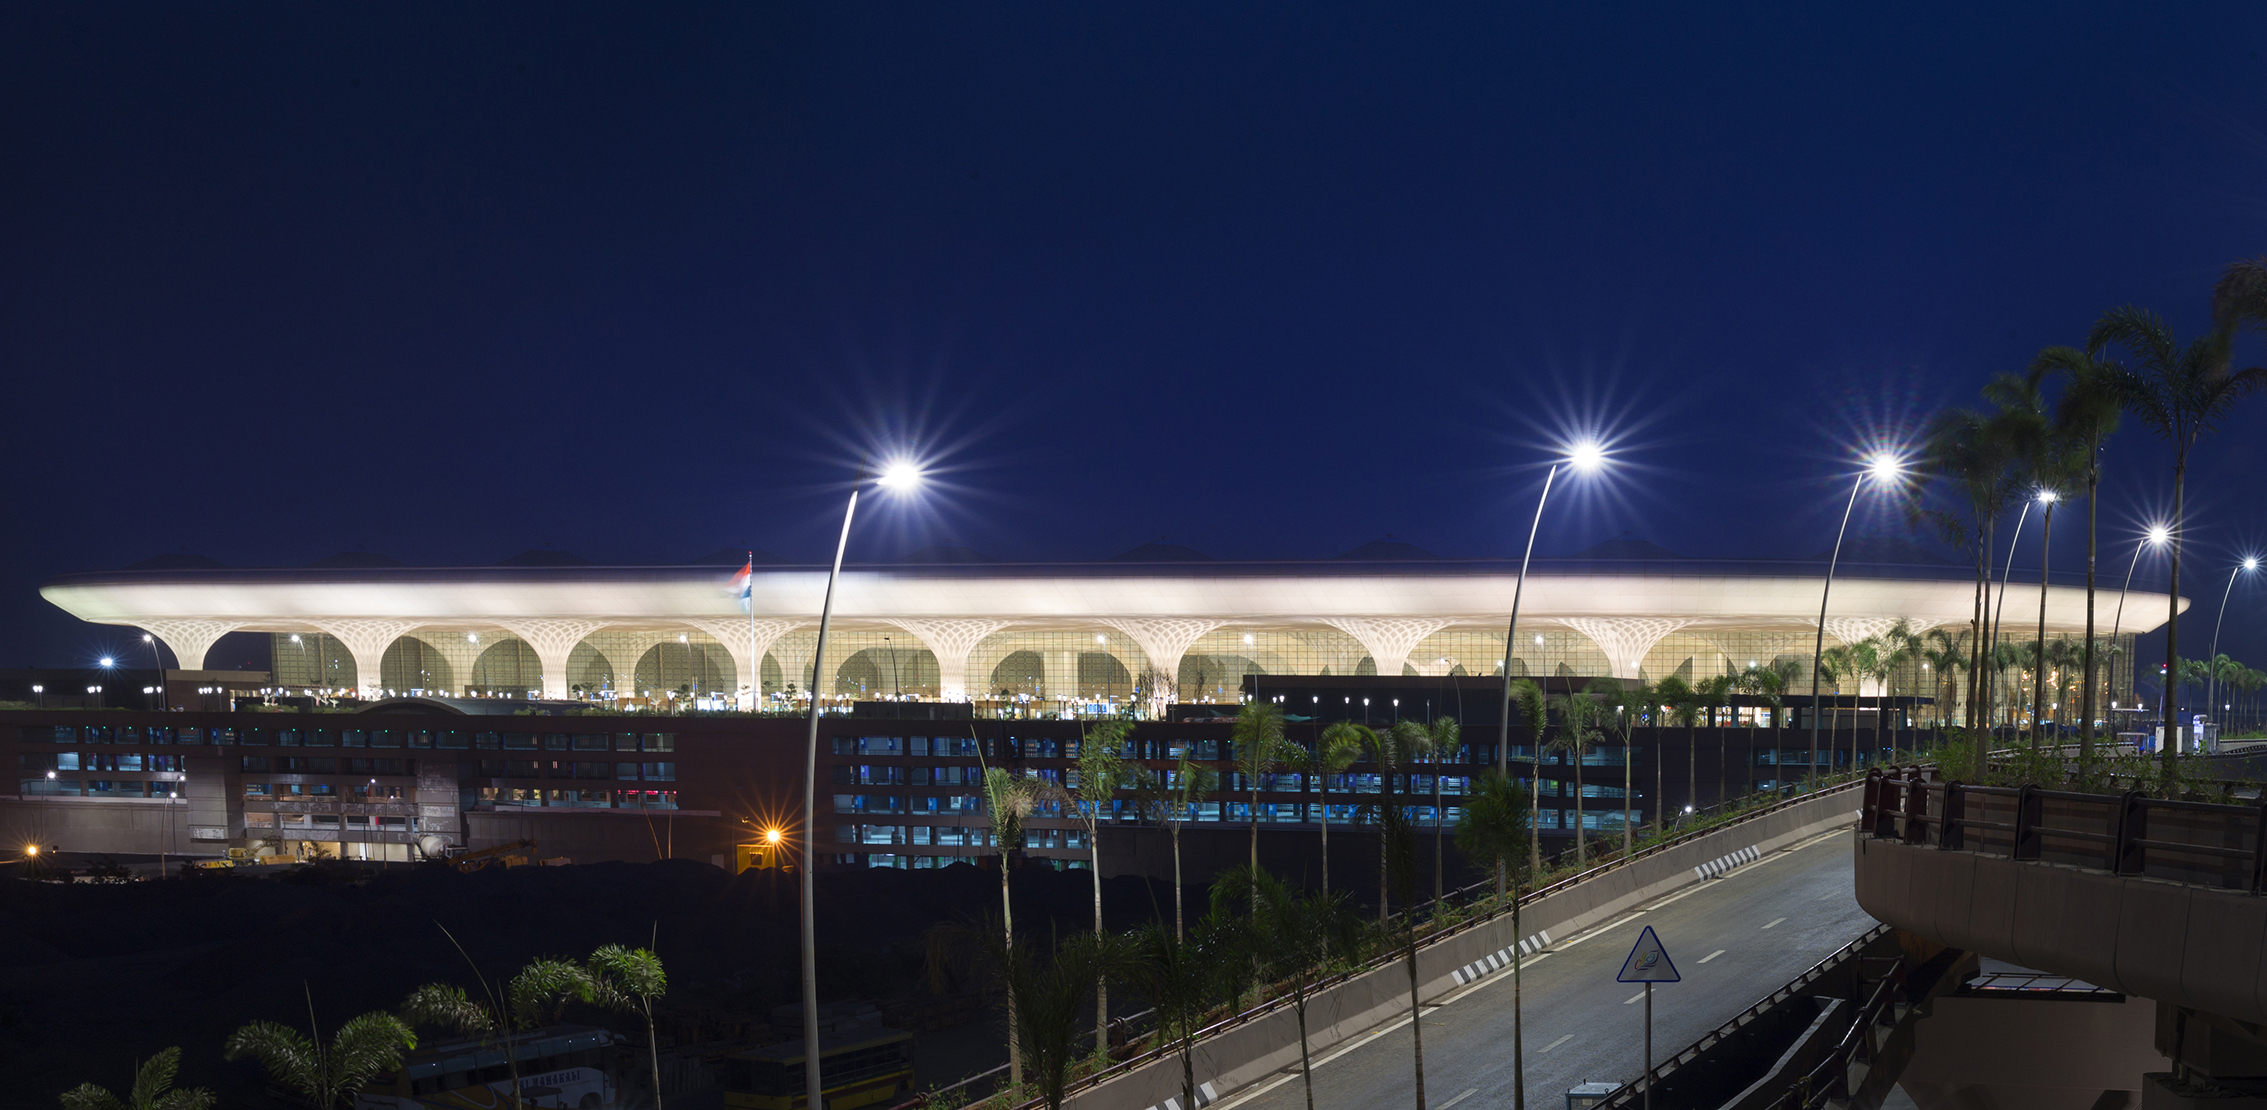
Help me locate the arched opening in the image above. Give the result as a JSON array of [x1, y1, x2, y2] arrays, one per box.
[[1178, 653, 1264, 703], [468, 639, 542, 695], [567, 642, 615, 695], [835, 646, 939, 698], [380, 637, 455, 695], [992, 650, 1045, 698], [1079, 652, 1132, 701], [634, 642, 731, 698]]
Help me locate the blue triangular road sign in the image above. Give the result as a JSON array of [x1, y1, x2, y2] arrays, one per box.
[[1616, 925, 1680, 983]]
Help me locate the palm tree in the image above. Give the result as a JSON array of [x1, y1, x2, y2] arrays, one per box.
[[225, 992, 417, 1110], [1135, 756, 1219, 940], [60, 1047, 214, 1110], [1054, 718, 1132, 1058], [1548, 690, 1601, 864], [1509, 678, 1549, 877], [2031, 344, 2126, 757], [1231, 701, 1289, 887], [1586, 679, 1647, 854], [928, 921, 1125, 1110], [1653, 674, 1697, 823], [1694, 674, 1735, 806], [1455, 770, 1532, 1110], [979, 762, 1041, 1089], [1307, 722, 1366, 901], [1127, 921, 1221, 1110], [2090, 304, 2267, 774], [1234, 867, 1360, 1110], [1376, 798, 1430, 1110], [584, 945, 667, 1110], [1426, 716, 1460, 899], [401, 955, 589, 1107], [1920, 399, 2035, 729], [1369, 722, 1430, 922]]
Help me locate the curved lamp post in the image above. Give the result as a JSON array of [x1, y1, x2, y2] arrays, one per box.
[[2203, 556, 2258, 749], [798, 460, 920, 1109], [2108, 527, 2170, 732], [1490, 439, 1602, 1110], [1807, 456, 1901, 790]]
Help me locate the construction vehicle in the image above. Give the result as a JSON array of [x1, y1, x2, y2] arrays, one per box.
[[448, 839, 536, 873]]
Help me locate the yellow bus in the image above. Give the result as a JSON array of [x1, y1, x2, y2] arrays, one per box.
[[357, 1025, 624, 1110], [719, 1026, 915, 1110]]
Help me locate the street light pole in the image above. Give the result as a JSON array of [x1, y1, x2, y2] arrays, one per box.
[[1808, 458, 1900, 791], [797, 461, 917, 1110], [2107, 529, 2167, 737], [143, 634, 168, 711], [2204, 558, 2257, 750]]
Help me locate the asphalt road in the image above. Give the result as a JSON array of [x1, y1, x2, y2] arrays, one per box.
[[1214, 828, 1876, 1110]]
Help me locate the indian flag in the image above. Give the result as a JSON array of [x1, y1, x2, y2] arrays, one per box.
[[729, 557, 753, 613]]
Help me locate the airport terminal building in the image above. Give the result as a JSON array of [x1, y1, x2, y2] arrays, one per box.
[[10, 539, 2178, 874], [37, 539, 2174, 720]]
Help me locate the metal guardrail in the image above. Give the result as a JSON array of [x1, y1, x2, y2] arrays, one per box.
[[901, 774, 1875, 1110], [1861, 768, 2267, 892], [1595, 924, 1895, 1110]]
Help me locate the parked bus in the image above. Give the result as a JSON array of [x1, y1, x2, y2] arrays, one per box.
[[357, 1025, 624, 1110], [719, 1027, 914, 1110]]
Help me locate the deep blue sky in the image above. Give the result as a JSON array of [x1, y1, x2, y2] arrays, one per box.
[[5, 3, 2267, 676]]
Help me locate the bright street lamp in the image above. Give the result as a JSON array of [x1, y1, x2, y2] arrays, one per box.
[[2203, 556, 2258, 745], [2108, 526, 2171, 730], [1496, 439, 1611, 799], [797, 459, 921, 1106], [1808, 454, 1903, 788]]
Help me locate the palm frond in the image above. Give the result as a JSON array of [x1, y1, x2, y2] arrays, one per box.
[[326, 1012, 417, 1102], [222, 1020, 322, 1102]]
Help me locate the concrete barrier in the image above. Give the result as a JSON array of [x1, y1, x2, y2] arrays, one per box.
[[1067, 785, 1864, 1110]]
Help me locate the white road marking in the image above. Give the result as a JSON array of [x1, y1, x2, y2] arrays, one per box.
[[1624, 990, 1646, 1005], [1542, 1034, 1574, 1052], [1698, 949, 1725, 963], [1762, 917, 1785, 929], [1441, 1088, 1480, 1109]]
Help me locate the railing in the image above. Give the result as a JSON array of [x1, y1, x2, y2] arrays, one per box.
[[1861, 768, 2267, 893], [1595, 924, 1896, 1110], [900, 774, 1874, 1110]]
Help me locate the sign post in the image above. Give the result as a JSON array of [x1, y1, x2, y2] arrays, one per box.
[[1616, 926, 1680, 1110]]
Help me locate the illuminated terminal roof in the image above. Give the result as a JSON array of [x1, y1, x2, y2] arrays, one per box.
[[41, 543, 2182, 709]]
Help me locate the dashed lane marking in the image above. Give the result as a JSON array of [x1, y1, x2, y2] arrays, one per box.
[[1699, 949, 1725, 963], [1542, 1034, 1574, 1052], [1762, 917, 1785, 929]]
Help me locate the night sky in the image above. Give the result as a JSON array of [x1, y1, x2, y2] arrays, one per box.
[[5, 4, 2266, 678]]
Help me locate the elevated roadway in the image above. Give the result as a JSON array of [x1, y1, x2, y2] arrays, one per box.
[[1208, 828, 1871, 1110]]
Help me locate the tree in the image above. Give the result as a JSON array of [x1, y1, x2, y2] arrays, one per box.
[[1134, 756, 1219, 940], [1369, 722, 1431, 922], [1376, 798, 1429, 1110], [979, 762, 1041, 1089], [1307, 722, 1367, 900], [1127, 921, 1223, 1110], [928, 921, 1127, 1110], [1586, 679, 1647, 856], [401, 954, 589, 1108], [1693, 674, 1735, 806], [1548, 690, 1601, 864], [1231, 702, 1290, 898], [1234, 867, 1361, 1110], [2091, 303, 2267, 776], [1509, 678, 1549, 877], [1653, 675, 1697, 825], [1426, 717, 1461, 899], [584, 945, 667, 1110], [59, 1047, 214, 1110], [1455, 771, 1533, 1110], [225, 992, 417, 1110], [1920, 628, 1969, 728], [2031, 344, 2126, 758], [1056, 719, 1132, 1059], [1920, 398, 2035, 729]]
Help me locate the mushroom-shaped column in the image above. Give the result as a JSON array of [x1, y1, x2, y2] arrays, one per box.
[[311, 619, 423, 699], [1097, 618, 1223, 716], [1558, 618, 1695, 681], [1320, 618, 1453, 679], [891, 620, 1010, 703], [136, 619, 244, 672]]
